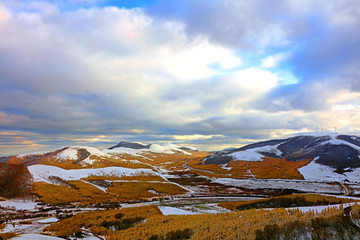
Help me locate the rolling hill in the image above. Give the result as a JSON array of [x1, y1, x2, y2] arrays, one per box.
[[200, 134, 360, 181]]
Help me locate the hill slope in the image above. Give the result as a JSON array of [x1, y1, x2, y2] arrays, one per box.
[[204, 134, 360, 170]]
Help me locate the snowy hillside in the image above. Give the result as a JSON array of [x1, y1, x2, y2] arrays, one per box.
[[106, 141, 192, 155], [4, 146, 113, 166], [204, 134, 360, 170], [56, 146, 110, 161], [299, 159, 360, 183], [28, 164, 164, 183]]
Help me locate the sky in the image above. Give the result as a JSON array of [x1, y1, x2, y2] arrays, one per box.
[[1, 0, 360, 156]]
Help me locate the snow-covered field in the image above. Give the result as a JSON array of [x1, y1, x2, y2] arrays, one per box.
[[285, 202, 356, 213], [37, 217, 59, 224], [11, 234, 99, 240], [299, 160, 360, 183], [11, 235, 65, 240], [159, 206, 196, 215], [0, 199, 38, 210], [28, 164, 165, 183], [212, 178, 346, 194]]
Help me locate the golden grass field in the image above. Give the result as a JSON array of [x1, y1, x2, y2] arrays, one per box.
[[44, 206, 162, 237], [32, 180, 188, 205], [44, 203, 360, 240], [187, 157, 312, 179]]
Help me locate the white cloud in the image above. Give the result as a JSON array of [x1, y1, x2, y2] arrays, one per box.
[[173, 134, 223, 140], [261, 52, 289, 68], [331, 104, 358, 111], [231, 68, 279, 93]]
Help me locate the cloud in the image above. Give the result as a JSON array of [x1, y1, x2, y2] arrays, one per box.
[[261, 53, 289, 68], [1, 0, 360, 155]]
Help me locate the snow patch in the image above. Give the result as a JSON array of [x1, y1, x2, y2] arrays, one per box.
[[38, 217, 59, 223], [321, 136, 360, 152], [107, 143, 191, 155], [286, 202, 355, 213], [57, 146, 110, 161], [28, 164, 163, 183], [299, 160, 360, 182], [150, 143, 191, 155], [0, 199, 38, 210], [231, 150, 265, 161], [220, 164, 232, 171], [11, 234, 65, 240], [230, 144, 282, 161], [159, 206, 196, 215], [298, 161, 346, 181], [57, 148, 78, 160]]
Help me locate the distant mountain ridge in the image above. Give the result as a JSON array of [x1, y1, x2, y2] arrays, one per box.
[[204, 135, 360, 170], [108, 141, 151, 150], [108, 141, 196, 155]]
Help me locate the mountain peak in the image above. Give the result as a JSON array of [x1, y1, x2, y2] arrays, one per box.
[[108, 141, 150, 150]]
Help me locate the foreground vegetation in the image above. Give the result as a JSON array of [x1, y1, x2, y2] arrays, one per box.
[[219, 194, 358, 211], [0, 163, 33, 198], [44, 206, 162, 237], [44, 204, 360, 240]]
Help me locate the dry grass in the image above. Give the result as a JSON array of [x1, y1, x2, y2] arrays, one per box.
[[107, 182, 188, 201], [228, 157, 312, 179], [118, 151, 209, 171], [45, 202, 360, 240], [0, 223, 6, 230], [0, 233, 17, 240], [44, 206, 162, 237], [187, 158, 229, 174], [108, 206, 348, 240], [32, 181, 113, 205], [351, 202, 360, 219], [187, 157, 311, 179], [33, 179, 187, 205], [187, 169, 229, 178], [219, 194, 358, 211]]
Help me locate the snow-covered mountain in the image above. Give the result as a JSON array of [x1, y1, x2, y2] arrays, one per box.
[[106, 141, 193, 155], [4, 146, 112, 166], [204, 135, 360, 170]]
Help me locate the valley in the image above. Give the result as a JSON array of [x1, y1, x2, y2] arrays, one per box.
[[2, 135, 360, 239]]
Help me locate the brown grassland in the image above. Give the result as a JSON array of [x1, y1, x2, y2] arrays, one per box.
[[187, 157, 312, 179], [45, 204, 360, 240], [32, 181, 113, 205], [107, 182, 188, 201], [44, 206, 162, 237], [132, 151, 209, 171], [32, 180, 187, 205], [219, 194, 358, 211], [0, 232, 17, 240]]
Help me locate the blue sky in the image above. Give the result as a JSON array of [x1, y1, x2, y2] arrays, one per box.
[[1, 0, 360, 155]]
